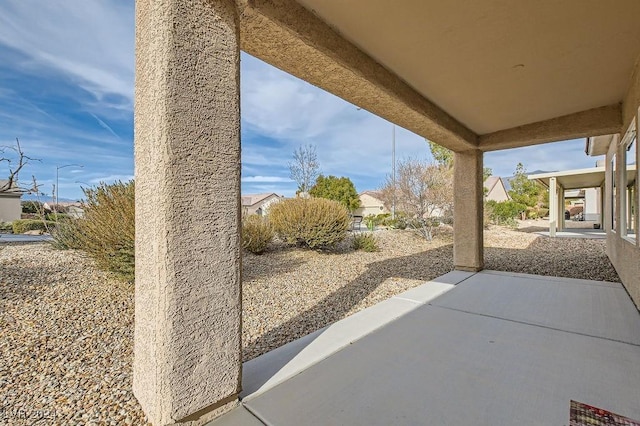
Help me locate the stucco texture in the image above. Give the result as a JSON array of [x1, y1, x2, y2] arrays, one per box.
[[133, 0, 241, 424], [453, 150, 484, 271]]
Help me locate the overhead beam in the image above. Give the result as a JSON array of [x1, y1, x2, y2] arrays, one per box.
[[236, 0, 478, 151], [478, 104, 622, 152]]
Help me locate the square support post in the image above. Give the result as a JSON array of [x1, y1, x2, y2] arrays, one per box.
[[558, 183, 565, 231], [453, 149, 484, 271], [549, 177, 557, 237], [133, 0, 241, 424]]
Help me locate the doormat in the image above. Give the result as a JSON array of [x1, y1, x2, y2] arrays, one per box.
[[570, 400, 640, 426]]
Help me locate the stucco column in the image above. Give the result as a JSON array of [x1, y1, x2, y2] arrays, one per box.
[[557, 183, 565, 231], [453, 149, 484, 271], [549, 177, 557, 237], [134, 0, 241, 425]]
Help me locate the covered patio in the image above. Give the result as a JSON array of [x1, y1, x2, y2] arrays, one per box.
[[214, 270, 640, 425], [133, 0, 640, 424]]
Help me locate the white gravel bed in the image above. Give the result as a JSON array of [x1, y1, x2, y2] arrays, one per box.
[[0, 227, 620, 424]]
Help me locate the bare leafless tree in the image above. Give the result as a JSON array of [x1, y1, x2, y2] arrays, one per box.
[[1, 138, 39, 193], [288, 144, 320, 195], [379, 158, 453, 240]]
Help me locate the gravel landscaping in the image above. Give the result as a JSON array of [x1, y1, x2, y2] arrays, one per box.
[[0, 226, 621, 425]]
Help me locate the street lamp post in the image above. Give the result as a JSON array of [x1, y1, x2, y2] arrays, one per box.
[[392, 124, 396, 220], [56, 164, 83, 206]]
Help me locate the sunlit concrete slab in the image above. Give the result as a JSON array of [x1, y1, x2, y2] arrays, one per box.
[[432, 270, 640, 345], [535, 229, 606, 239], [211, 406, 263, 426], [212, 271, 640, 426], [240, 272, 466, 401]]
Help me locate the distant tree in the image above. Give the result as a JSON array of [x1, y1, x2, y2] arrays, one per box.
[[309, 175, 360, 211], [427, 140, 453, 168], [427, 139, 493, 179], [1, 138, 38, 193], [379, 158, 453, 240], [508, 163, 544, 208], [289, 144, 320, 195]]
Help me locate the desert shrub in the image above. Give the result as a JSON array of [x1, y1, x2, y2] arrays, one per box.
[[538, 208, 549, 218], [269, 197, 350, 249], [487, 200, 527, 225], [21, 200, 43, 214], [52, 181, 134, 281], [12, 219, 55, 234], [0, 221, 13, 232], [364, 214, 376, 231], [50, 217, 84, 250], [46, 213, 70, 222], [242, 215, 273, 254], [352, 232, 379, 252]]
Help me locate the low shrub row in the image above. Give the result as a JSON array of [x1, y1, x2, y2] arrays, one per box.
[[12, 219, 56, 234]]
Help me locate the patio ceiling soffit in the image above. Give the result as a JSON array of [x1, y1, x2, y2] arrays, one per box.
[[235, 0, 624, 153], [235, 0, 478, 152]]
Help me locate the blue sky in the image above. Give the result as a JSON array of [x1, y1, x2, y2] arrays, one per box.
[[0, 0, 602, 201]]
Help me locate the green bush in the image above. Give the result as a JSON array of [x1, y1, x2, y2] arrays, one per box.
[[12, 219, 55, 234], [46, 213, 70, 222], [21, 200, 43, 214], [486, 200, 527, 225], [242, 215, 273, 254], [52, 181, 134, 281], [352, 232, 379, 252], [269, 197, 350, 249], [0, 221, 13, 232], [537, 208, 549, 218]]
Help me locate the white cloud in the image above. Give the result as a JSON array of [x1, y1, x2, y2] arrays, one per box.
[[241, 176, 292, 183], [0, 0, 134, 105], [89, 174, 134, 185]]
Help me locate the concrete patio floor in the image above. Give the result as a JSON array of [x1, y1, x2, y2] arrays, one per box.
[[212, 270, 640, 426]]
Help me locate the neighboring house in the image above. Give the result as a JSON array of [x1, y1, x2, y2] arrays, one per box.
[[483, 176, 510, 202], [241, 193, 282, 216], [354, 191, 388, 217], [0, 180, 22, 222]]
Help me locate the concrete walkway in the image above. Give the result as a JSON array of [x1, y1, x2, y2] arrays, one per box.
[[535, 229, 606, 239], [0, 233, 52, 243], [212, 270, 640, 426]]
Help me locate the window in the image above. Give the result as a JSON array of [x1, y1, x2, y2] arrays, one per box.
[[622, 119, 637, 241]]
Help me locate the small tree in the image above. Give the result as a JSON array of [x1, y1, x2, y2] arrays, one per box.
[[428, 140, 453, 168], [309, 175, 360, 212], [427, 139, 493, 178], [1, 138, 38, 193], [508, 163, 544, 209], [379, 158, 453, 240], [289, 144, 320, 195]]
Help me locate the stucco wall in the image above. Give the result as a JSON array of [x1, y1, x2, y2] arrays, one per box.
[[0, 195, 21, 222], [605, 64, 640, 307], [354, 193, 388, 217]]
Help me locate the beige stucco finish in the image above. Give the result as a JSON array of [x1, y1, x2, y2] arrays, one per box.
[[604, 58, 640, 307], [453, 150, 483, 271], [294, 0, 640, 136], [236, 0, 477, 152], [0, 194, 21, 222], [134, 0, 241, 424]]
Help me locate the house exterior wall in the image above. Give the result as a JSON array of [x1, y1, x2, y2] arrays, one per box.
[[354, 193, 388, 217], [0, 194, 21, 222], [485, 180, 509, 202], [583, 187, 600, 222], [605, 62, 640, 308], [244, 194, 281, 216]]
